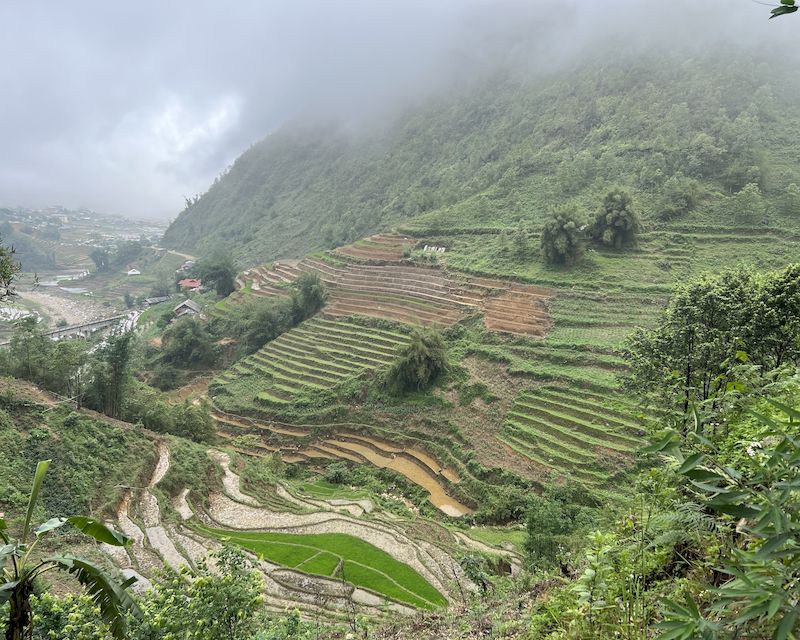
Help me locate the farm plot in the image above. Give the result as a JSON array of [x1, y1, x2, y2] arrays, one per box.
[[211, 317, 411, 407], [194, 526, 448, 610], [322, 263, 475, 327], [335, 233, 415, 261], [500, 385, 647, 485], [213, 411, 472, 517]]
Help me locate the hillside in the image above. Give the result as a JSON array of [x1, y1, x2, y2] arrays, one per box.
[[163, 48, 800, 266]]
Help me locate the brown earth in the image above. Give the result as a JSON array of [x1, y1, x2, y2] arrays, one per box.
[[444, 357, 542, 481]]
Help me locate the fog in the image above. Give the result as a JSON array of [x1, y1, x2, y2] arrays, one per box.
[[0, 0, 793, 219]]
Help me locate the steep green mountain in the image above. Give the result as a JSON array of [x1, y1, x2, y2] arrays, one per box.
[[163, 49, 800, 265]]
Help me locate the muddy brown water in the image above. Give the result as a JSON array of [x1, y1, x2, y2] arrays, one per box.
[[214, 411, 470, 517], [320, 438, 471, 517]]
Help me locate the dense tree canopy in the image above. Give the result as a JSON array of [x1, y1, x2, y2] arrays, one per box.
[[590, 189, 641, 249], [194, 254, 237, 297], [212, 273, 325, 356], [160, 317, 219, 369], [386, 328, 447, 392], [624, 264, 800, 419], [540, 206, 584, 266]]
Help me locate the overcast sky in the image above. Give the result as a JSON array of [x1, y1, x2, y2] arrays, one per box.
[[0, 1, 792, 220]]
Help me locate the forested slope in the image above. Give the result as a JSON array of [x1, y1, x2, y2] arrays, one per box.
[[163, 48, 800, 265]]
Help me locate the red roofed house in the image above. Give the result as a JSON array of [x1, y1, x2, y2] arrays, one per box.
[[178, 278, 201, 290]]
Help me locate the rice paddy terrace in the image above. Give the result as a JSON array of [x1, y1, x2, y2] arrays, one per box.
[[211, 409, 471, 518], [209, 229, 661, 514], [212, 316, 413, 406], [99, 441, 513, 622], [210, 218, 800, 512], [228, 233, 554, 336]]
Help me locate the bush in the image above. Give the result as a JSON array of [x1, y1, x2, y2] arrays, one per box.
[[590, 189, 641, 249], [657, 174, 701, 221], [160, 317, 219, 370], [386, 328, 447, 393], [215, 273, 326, 355], [540, 206, 585, 266]]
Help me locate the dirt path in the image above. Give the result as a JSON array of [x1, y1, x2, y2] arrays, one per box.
[[141, 445, 189, 569], [207, 450, 261, 506]]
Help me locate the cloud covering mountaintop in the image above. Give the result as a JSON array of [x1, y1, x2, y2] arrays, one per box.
[[0, 0, 792, 219]]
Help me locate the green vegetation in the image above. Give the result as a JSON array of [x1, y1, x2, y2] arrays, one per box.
[[194, 526, 447, 610], [210, 272, 325, 356], [539, 206, 585, 266], [0, 233, 21, 299], [122, 382, 216, 443], [6, 25, 800, 640], [129, 547, 263, 640], [0, 389, 154, 518], [163, 50, 800, 265], [193, 253, 237, 297], [159, 317, 219, 371], [1, 461, 140, 640], [624, 264, 800, 419], [1, 318, 89, 403], [386, 328, 447, 393], [211, 316, 410, 411], [590, 189, 641, 249]]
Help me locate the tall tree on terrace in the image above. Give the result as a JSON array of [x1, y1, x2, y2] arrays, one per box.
[[1, 461, 140, 640], [0, 234, 21, 301], [88, 333, 133, 419], [540, 206, 585, 266], [590, 189, 641, 249]]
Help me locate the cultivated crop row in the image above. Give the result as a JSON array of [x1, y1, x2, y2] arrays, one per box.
[[212, 317, 410, 407]]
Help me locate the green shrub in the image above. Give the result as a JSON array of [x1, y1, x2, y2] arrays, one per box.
[[386, 328, 447, 393], [590, 189, 641, 249], [540, 206, 585, 266]]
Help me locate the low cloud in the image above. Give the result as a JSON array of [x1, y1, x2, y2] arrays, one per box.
[[0, 0, 792, 219]]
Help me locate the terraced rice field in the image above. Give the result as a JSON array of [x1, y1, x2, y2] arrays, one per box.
[[334, 233, 415, 261], [194, 526, 448, 610], [548, 290, 665, 348], [214, 411, 472, 517], [228, 248, 554, 336], [212, 317, 411, 406], [465, 276, 553, 336], [500, 385, 646, 485]]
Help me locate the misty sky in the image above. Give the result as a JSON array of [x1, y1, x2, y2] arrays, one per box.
[[0, 1, 792, 220]]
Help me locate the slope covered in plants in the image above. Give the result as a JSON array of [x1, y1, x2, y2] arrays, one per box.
[[163, 48, 800, 265]]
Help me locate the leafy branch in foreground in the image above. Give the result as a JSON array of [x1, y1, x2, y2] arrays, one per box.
[[770, 0, 798, 19], [1, 460, 140, 640], [647, 401, 800, 639]]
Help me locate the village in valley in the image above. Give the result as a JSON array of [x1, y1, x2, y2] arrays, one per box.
[[0, 205, 207, 344]]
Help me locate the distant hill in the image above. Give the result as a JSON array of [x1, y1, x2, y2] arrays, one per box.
[[0, 222, 55, 272], [162, 48, 800, 266]]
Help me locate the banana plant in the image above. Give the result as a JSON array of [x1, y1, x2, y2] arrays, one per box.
[[1, 460, 141, 640]]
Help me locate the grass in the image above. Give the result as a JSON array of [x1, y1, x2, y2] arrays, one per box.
[[211, 316, 410, 412], [293, 479, 369, 500], [460, 526, 527, 553], [194, 525, 447, 609]]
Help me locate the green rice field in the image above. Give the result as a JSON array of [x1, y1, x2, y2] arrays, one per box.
[[195, 525, 447, 609]]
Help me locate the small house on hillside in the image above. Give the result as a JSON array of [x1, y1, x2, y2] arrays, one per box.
[[127, 268, 141, 276], [144, 295, 171, 307], [177, 278, 201, 290], [173, 299, 202, 319]]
